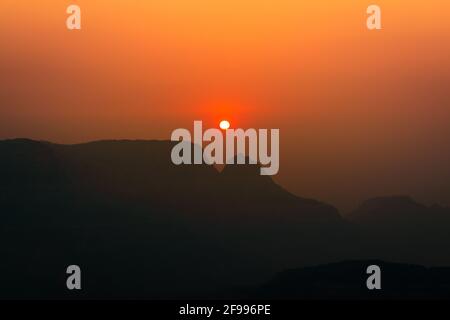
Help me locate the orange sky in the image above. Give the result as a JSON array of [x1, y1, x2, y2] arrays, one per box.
[[1, 0, 450, 211]]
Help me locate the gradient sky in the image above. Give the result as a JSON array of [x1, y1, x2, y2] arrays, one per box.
[[1, 0, 450, 211]]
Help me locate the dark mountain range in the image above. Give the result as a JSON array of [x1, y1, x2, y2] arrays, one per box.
[[0, 139, 346, 299], [1, 139, 450, 299], [0, 139, 340, 225], [347, 196, 450, 267], [349, 195, 450, 226]]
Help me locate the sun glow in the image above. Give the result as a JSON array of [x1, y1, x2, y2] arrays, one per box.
[[219, 120, 230, 130]]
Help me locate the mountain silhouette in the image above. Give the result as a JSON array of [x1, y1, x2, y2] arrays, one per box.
[[1, 139, 450, 299], [349, 196, 427, 223], [349, 195, 450, 230], [0, 139, 344, 299], [0, 139, 341, 225], [231, 260, 450, 299]]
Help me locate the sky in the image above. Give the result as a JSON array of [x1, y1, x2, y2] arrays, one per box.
[[1, 0, 450, 211]]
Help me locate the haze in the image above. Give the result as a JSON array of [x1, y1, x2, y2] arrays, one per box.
[[1, 0, 450, 211]]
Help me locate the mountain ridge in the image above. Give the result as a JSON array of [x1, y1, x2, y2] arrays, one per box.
[[1, 138, 450, 299]]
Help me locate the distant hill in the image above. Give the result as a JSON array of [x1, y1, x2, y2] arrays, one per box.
[[350, 196, 427, 223], [349, 195, 450, 230], [232, 260, 450, 299]]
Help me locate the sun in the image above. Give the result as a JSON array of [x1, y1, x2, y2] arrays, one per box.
[[219, 120, 230, 130]]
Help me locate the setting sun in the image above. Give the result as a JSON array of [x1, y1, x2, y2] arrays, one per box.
[[219, 120, 230, 130]]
